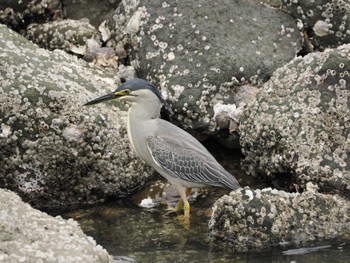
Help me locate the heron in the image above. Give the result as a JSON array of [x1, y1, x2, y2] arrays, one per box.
[[84, 78, 240, 220]]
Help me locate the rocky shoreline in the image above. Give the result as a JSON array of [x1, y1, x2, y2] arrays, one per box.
[[0, 0, 349, 261]]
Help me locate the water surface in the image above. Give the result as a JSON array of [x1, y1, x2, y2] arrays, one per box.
[[62, 193, 350, 263], [60, 146, 350, 262]]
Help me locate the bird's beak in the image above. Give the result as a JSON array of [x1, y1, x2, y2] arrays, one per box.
[[84, 91, 118, 106]]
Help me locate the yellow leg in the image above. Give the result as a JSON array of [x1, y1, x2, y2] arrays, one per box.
[[174, 187, 192, 213], [183, 199, 190, 220], [173, 185, 192, 220], [174, 199, 184, 212]]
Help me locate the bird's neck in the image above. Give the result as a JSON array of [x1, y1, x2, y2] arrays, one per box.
[[127, 99, 161, 121], [126, 99, 161, 159]]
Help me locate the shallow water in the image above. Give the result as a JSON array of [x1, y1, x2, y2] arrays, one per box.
[[62, 192, 350, 263], [60, 145, 350, 263]]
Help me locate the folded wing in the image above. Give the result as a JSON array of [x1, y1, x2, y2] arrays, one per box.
[[146, 135, 240, 190]]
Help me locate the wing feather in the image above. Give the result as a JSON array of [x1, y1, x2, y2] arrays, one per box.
[[146, 135, 240, 189]]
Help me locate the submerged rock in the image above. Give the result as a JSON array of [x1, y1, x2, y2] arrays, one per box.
[[0, 189, 114, 263], [0, 24, 152, 208], [209, 187, 350, 251], [240, 44, 350, 197]]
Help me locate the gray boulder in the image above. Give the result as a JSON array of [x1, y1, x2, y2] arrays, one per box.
[[0, 24, 152, 208], [0, 189, 114, 263], [283, 0, 350, 51], [25, 19, 101, 53], [209, 186, 350, 251], [240, 44, 350, 197], [106, 0, 302, 136], [26, 19, 119, 66], [63, 0, 121, 28]]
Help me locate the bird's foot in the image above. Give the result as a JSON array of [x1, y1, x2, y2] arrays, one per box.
[[165, 199, 184, 213], [176, 200, 190, 228], [164, 203, 177, 214], [177, 214, 190, 229]]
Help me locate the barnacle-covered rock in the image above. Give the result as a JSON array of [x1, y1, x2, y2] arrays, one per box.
[[283, 0, 350, 51], [0, 0, 61, 31], [0, 189, 114, 262], [240, 44, 350, 197], [25, 19, 101, 54], [0, 24, 152, 208], [105, 0, 302, 138], [209, 187, 350, 251]]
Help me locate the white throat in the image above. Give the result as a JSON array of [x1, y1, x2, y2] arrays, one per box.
[[126, 89, 162, 157]]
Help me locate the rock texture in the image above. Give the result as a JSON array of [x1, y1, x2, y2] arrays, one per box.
[[283, 0, 350, 51], [63, 0, 121, 28], [106, 0, 302, 136], [209, 187, 350, 251], [0, 0, 61, 31], [1, 0, 349, 254], [25, 19, 100, 53], [0, 189, 114, 263], [240, 44, 350, 197], [0, 24, 152, 208]]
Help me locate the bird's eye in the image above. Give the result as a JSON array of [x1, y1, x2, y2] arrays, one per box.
[[115, 89, 130, 96], [122, 89, 130, 94]]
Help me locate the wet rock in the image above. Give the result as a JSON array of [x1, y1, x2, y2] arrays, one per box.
[[63, 0, 121, 28], [209, 186, 350, 251], [0, 189, 114, 263], [240, 44, 350, 197], [106, 0, 302, 139], [283, 0, 350, 51], [0, 24, 152, 208], [0, 0, 61, 31], [25, 19, 101, 54]]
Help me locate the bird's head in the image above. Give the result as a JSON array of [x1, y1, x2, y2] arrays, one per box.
[[84, 78, 173, 114]]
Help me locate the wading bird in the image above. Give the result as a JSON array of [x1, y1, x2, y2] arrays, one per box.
[[85, 78, 240, 221]]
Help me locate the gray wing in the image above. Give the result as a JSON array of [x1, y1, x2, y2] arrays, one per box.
[[146, 135, 240, 190]]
